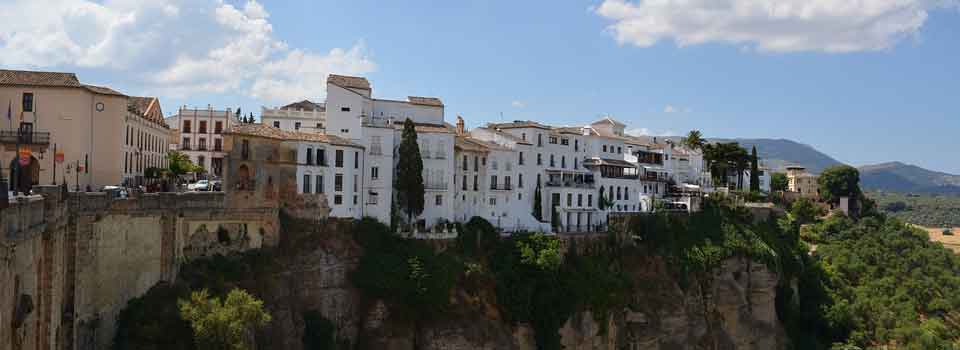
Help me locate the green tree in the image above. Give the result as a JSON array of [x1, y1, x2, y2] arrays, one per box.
[[533, 178, 543, 221], [517, 232, 563, 271], [234, 107, 242, 123], [394, 118, 425, 226], [771, 172, 789, 192], [167, 151, 201, 176], [818, 165, 861, 204], [178, 288, 271, 350], [681, 130, 706, 150], [790, 198, 822, 225], [750, 146, 761, 192]]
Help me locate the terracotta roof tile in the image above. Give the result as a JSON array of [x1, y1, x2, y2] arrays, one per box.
[[281, 100, 325, 111], [82, 84, 126, 96], [327, 74, 370, 90], [0, 69, 81, 87], [487, 120, 552, 130], [396, 122, 457, 134], [224, 123, 363, 148], [407, 96, 443, 107]]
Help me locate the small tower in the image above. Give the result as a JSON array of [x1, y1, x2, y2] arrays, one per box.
[[456, 115, 465, 135]]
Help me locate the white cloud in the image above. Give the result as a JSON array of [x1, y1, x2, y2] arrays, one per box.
[[0, 0, 376, 102], [595, 0, 956, 53], [511, 100, 527, 108], [663, 105, 676, 113]]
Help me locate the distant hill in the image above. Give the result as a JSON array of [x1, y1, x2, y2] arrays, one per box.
[[858, 162, 960, 194], [719, 138, 842, 173]]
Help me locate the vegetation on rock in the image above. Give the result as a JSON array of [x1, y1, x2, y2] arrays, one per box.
[[178, 288, 271, 350]]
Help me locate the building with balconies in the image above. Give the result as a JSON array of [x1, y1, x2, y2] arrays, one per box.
[[123, 96, 173, 186], [0, 69, 130, 191], [165, 106, 236, 178]]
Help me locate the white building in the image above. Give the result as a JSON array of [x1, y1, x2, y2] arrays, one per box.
[[165, 106, 236, 178], [261, 100, 326, 133], [122, 96, 173, 185]]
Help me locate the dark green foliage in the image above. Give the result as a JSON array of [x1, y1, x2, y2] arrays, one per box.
[[819, 165, 861, 204], [457, 216, 500, 257], [882, 200, 908, 212], [533, 179, 543, 221], [681, 130, 705, 150], [302, 310, 337, 350], [783, 208, 960, 349], [869, 191, 960, 227], [703, 142, 750, 189], [113, 282, 195, 350], [395, 118, 425, 224], [488, 231, 632, 350], [790, 198, 823, 225], [750, 146, 761, 192], [351, 217, 461, 320], [771, 172, 789, 192]]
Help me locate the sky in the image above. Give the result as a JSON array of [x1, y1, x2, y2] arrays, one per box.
[[1, 0, 958, 173]]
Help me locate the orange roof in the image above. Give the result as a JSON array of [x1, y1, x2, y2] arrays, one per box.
[[0, 69, 81, 87], [407, 96, 444, 107], [327, 74, 370, 90]]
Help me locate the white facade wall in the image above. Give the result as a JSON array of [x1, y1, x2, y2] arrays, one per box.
[[372, 99, 443, 125], [410, 131, 455, 227], [261, 108, 326, 133], [165, 107, 233, 177], [361, 126, 395, 224], [325, 84, 366, 141], [292, 142, 364, 219]]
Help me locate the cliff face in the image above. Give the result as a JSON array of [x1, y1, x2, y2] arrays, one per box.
[[245, 233, 785, 350]]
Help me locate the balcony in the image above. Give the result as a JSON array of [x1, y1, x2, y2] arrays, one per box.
[[425, 182, 448, 190], [0, 131, 50, 145], [546, 180, 595, 188], [362, 115, 392, 127], [490, 184, 513, 191]]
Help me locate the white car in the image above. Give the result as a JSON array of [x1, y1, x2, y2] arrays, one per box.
[[188, 180, 210, 191]]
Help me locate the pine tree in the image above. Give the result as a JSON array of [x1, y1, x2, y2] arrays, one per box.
[[395, 118, 425, 227], [750, 146, 760, 192], [235, 107, 242, 123], [533, 178, 543, 221]]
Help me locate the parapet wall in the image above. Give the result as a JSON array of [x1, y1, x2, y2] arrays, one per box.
[[0, 186, 281, 350]]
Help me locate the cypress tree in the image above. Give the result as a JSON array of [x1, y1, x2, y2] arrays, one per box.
[[750, 146, 760, 192], [395, 118, 425, 226], [533, 178, 543, 221]]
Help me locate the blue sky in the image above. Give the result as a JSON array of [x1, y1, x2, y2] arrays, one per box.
[[1, 0, 958, 173]]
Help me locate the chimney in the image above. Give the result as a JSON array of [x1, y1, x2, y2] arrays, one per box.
[[456, 115, 465, 135]]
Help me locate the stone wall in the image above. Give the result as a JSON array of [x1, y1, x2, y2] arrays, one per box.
[[0, 186, 280, 350]]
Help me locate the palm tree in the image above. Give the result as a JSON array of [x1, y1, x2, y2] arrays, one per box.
[[681, 130, 705, 150]]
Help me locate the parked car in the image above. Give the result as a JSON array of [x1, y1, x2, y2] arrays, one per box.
[[101, 185, 128, 198], [188, 180, 210, 191]]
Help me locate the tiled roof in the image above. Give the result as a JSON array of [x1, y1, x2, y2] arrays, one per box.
[[82, 84, 126, 96], [407, 96, 444, 107], [553, 126, 583, 135], [0, 69, 81, 87], [455, 137, 489, 153], [128, 96, 153, 116], [224, 123, 364, 148], [474, 127, 533, 145], [396, 122, 457, 134], [584, 158, 637, 168], [327, 74, 370, 90], [487, 120, 552, 130], [591, 116, 626, 127], [281, 100, 325, 111], [457, 136, 513, 152]]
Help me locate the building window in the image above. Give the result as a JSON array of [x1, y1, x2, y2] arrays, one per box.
[[518, 173, 524, 188], [273, 121, 280, 128], [334, 195, 343, 205], [561, 138, 569, 146], [341, 129, 349, 133], [489, 197, 497, 205], [371, 166, 379, 180], [462, 155, 468, 170], [561, 156, 566, 168], [198, 138, 207, 151], [197, 155, 205, 169], [318, 149, 327, 166], [616, 187, 622, 200], [199, 121, 207, 134], [625, 188, 630, 200], [490, 175, 498, 190], [182, 137, 191, 150], [22, 93, 34, 112], [519, 152, 525, 165], [335, 174, 343, 191], [215, 121, 223, 134], [435, 195, 443, 206], [537, 134, 543, 147], [370, 136, 382, 155], [306, 148, 314, 165], [574, 139, 579, 152], [602, 145, 607, 152], [549, 136, 558, 144], [183, 120, 191, 133], [617, 147, 622, 154], [335, 150, 344, 167], [354, 151, 359, 169], [550, 154, 555, 167], [462, 175, 467, 190], [214, 138, 222, 152], [588, 194, 593, 207], [474, 156, 479, 171], [295, 122, 301, 130], [578, 194, 583, 207], [341, 106, 350, 112], [354, 175, 358, 192], [316, 123, 323, 129], [522, 133, 527, 141], [574, 158, 578, 170], [482, 157, 486, 166], [316, 175, 323, 193], [537, 153, 542, 165], [505, 176, 512, 189], [303, 175, 311, 193], [241, 140, 250, 160], [567, 193, 573, 207]]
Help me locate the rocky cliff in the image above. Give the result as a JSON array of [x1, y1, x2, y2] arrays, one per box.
[[225, 223, 786, 350]]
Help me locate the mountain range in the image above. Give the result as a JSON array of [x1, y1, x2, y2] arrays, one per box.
[[707, 138, 960, 195]]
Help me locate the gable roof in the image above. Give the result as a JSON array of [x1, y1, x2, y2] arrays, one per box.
[[281, 100, 325, 112], [487, 120, 552, 130], [407, 96, 444, 107], [327, 74, 370, 90], [128, 96, 169, 127], [591, 116, 626, 127], [81, 84, 126, 96], [224, 123, 363, 148], [0, 69, 82, 87]]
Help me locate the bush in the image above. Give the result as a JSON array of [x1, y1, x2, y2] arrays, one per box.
[[457, 216, 500, 258], [113, 283, 195, 350]]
